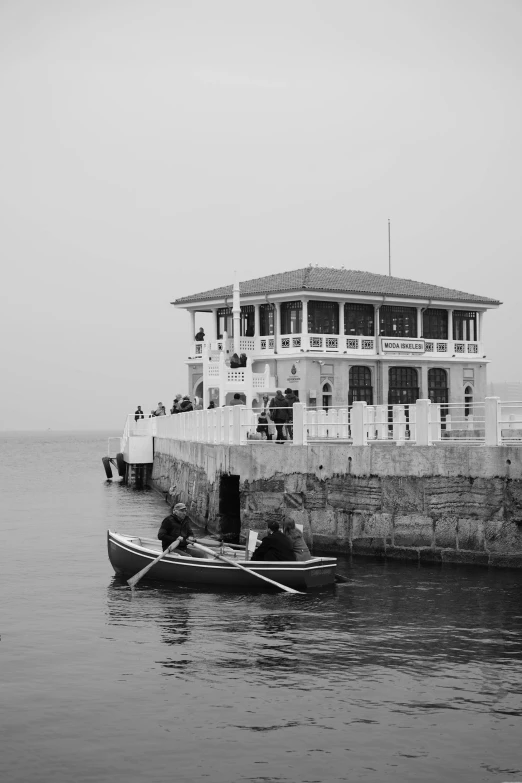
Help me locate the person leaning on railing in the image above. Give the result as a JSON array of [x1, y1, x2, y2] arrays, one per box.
[[179, 396, 193, 413]]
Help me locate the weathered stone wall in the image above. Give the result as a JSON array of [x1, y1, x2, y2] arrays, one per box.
[[152, 439, 227, 532], [152, 438, 522, 568]]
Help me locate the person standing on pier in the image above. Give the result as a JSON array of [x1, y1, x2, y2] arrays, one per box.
[[269, 390, 289, 442], [284, 388, 299, 439]]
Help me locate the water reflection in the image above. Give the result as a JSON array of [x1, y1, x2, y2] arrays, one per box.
[[105, 563, 522, 705], [4, 432, 522, 783]]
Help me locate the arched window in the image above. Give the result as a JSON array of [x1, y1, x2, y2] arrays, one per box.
[[388, 367, 419, 405], [428, 369, 448, 404], [349, 366, 373, 405], [322, 382, 333, 410], [428, 368, 448, 424], [464, 385, 473, 417]]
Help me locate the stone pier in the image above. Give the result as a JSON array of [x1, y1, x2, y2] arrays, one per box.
[[152, 439, 522, 568]]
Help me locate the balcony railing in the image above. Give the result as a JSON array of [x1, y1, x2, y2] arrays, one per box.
[[189, 335, 483, 358]]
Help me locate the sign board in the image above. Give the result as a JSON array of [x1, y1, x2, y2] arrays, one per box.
[[380, 338, 425, 354]]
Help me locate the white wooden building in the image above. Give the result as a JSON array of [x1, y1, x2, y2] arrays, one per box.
[[172, 266, 500, 412]]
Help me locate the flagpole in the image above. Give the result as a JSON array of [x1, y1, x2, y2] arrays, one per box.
[[388, 219, 391, 277]]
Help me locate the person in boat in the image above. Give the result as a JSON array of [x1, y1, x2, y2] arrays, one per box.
[[283, 520, 312, 561], [158, 502, 194, 552], [134, 405, 144, 421], [250, 521, 296, 562]]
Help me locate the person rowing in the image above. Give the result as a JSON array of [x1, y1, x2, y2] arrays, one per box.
[[157, 502, 194, 553]]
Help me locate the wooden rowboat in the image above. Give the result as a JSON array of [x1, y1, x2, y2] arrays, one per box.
[[107, 530, 337, 590]]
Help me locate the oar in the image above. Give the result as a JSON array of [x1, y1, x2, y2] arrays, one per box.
[[127, 538, 182, 588], [189, 540, 303, 595]]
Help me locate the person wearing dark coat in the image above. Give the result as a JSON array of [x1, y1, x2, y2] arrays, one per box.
[[283, 520, 312, 561], [250, 521, 295, 561], [229, 353, 241, 368], [179, 396, 194, 412], [269, 390, 289, 442], [284, 388, 299, 439], [157, 502, 194, 551]]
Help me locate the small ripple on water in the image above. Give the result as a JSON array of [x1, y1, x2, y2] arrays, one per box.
[[2, 433, 522, 783]]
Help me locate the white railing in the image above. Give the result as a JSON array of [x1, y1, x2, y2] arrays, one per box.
[[189, 334, 484, 358], [500, 402, 522, 444], [144, 397, 516, 447]]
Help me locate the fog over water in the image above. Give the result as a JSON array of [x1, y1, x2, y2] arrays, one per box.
[[2, 431, 522, 782], [1, 1, 521, 430]]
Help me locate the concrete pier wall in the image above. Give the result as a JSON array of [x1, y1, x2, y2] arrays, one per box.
[[152, 439, 522, 568]]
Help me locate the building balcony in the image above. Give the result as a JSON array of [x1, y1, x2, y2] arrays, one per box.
[[189, 335, 484, 361], [203, 352, 276, 405]]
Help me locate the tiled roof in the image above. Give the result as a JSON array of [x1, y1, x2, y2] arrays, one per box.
[[172, 266, 501, 306]]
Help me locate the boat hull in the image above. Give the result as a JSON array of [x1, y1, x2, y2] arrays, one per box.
[[107, 531, 337, 590]]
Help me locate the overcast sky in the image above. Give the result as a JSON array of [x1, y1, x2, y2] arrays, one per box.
[[1, 0, 521, 430]]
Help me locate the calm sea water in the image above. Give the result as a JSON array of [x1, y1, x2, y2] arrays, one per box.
[[1, 431, 522, 783]]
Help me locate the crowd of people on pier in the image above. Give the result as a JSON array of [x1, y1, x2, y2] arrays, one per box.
[[134, 389, 300, 442], [134, 389, 299, 443]]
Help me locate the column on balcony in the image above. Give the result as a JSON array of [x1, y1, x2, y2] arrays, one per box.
[[189, 310, 196, 341], [211, 309, 218, 341], [254, 304, 260, 339], [478, 311, 484, 343], [339, 301, 345, 345], [301, 298, 308, 351], [417, 307, 422, 339], [274, 301, 281, 353], [447, 309, 454, 342]]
